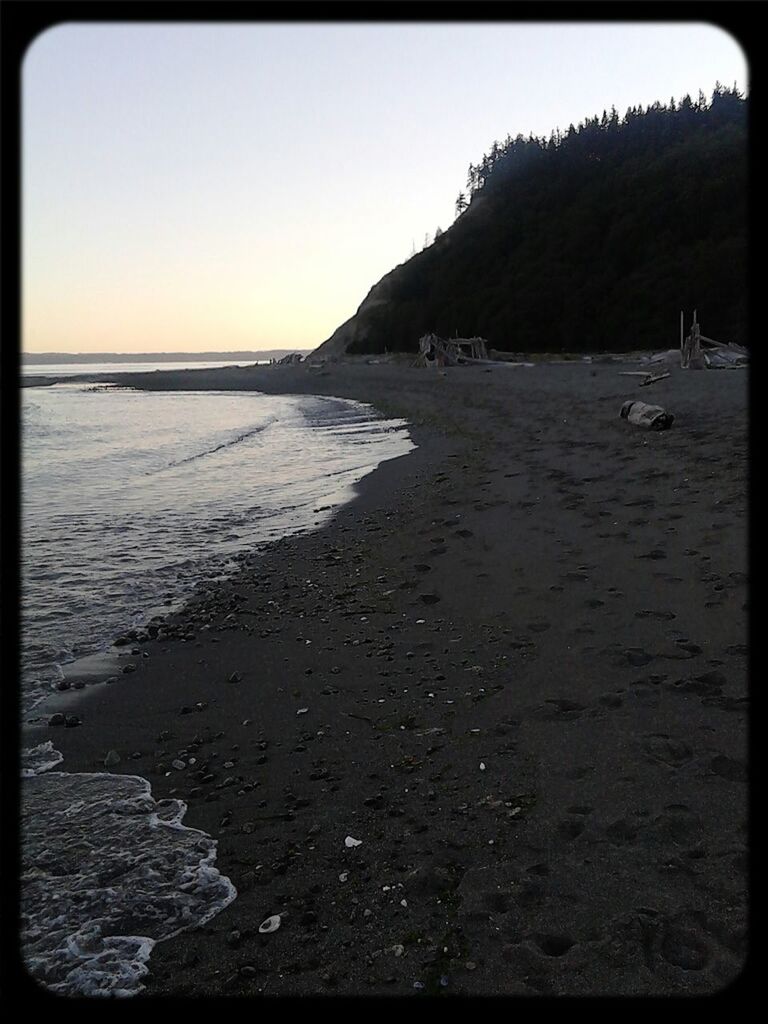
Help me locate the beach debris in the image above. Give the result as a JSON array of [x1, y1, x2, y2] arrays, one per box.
[[104, 750, 121, 768], [258, 914, 282, 934], [639, 372, 670, 387], [620, 400, 674, 431], [680, 310, 747, 369], [296, 707, 309, 715], [415, 333, 489, 368], [620, 370, 670, 387], [227, 671, 241, 684], [345, 835, 363, 848]]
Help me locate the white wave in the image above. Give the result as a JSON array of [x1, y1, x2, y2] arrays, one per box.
[[21, 760, 237, 997]]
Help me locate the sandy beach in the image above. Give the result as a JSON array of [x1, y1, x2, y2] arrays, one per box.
[[23, 359, 749, 996]]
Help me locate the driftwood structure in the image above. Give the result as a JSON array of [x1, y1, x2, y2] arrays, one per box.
[[680, 311, 747, 369], [415, 333, 489, 367]]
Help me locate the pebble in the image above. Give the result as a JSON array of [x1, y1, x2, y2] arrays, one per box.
[[104, 750, 121, 767]]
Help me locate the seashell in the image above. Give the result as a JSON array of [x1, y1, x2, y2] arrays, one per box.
[[258, 914, 281, 934]]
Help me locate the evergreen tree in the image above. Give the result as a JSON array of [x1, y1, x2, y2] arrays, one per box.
[[339, 91, 747, 357]]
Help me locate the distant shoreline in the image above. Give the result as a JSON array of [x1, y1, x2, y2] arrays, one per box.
[[21, 350, 312, 365]]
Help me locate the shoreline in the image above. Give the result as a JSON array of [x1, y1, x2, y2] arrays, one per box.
[[20, 361, 748, 996]]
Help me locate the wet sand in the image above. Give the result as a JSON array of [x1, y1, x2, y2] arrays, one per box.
[[24, 360, 749, 996]]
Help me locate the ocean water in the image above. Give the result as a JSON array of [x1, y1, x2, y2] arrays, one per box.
[[21, 359, 264, 377], [20, 378, 415, 995]]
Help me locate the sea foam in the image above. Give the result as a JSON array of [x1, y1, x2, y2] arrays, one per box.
[[21, 744, 236, 997]]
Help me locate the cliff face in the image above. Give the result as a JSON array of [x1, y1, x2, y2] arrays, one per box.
[[307, 262, 411, 362], [309, 92, 747, 358]]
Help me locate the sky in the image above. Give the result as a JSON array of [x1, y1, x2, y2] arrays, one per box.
[[22, 20, 748, 354]]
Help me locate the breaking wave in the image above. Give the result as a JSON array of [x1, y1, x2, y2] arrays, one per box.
[[21, 744, 236, 997]]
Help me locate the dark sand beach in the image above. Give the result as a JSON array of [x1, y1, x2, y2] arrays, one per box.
[[24, 360, 749, 996]]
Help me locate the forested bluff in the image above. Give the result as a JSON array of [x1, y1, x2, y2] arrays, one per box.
[[314, 85, 747, 358]]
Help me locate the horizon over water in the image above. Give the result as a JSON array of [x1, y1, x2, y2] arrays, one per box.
[[21, 358, 270, 377], [21, 375, 415, 996]]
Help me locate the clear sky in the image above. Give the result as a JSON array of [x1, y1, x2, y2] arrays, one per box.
[[22, 20, 748, 354]]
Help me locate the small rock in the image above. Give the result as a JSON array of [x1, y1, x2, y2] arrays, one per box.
[[104, 750, 121, 767]]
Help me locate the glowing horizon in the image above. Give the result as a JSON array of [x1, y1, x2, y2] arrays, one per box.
[[23, 22, 748, 354]]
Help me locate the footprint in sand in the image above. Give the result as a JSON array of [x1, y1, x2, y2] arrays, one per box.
[[660, 919, 711, 971], [641, 735, 694, 767], [709, 755, 746, 782], [533, 699, 586, 722], [534, 933, 577, 957], [605, 818, 640, 843]]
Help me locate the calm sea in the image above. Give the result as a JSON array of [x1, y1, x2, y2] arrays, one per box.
[[21, 359, 265, 377], [20, 367, 415, 996]]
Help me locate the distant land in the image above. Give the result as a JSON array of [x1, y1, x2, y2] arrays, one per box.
[[22, 350, 312, 364]]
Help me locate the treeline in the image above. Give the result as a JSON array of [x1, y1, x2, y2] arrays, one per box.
[[344, 85, 747, 355]]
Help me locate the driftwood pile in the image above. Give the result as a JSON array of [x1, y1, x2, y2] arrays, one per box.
[[415, 333, 489, 367], [680, 311, 747, 369]]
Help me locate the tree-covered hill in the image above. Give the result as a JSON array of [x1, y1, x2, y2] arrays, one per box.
[[312, 86, 747, 358]]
